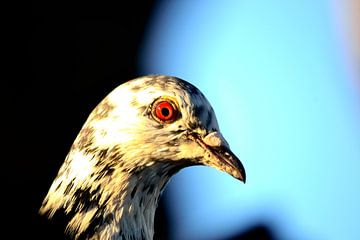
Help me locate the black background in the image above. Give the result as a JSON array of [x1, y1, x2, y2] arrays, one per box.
[[6, 1, 276, 239]]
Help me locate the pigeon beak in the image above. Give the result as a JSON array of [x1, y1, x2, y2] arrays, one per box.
[[189, 132, 246, 183]]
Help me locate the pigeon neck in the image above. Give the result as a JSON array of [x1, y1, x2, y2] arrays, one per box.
[[93, 162, 180, 240]]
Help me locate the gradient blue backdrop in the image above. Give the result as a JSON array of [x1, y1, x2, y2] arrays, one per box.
[[139, 1, 360, 239]]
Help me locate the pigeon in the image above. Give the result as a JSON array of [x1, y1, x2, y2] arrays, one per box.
[[39, 75, 246, 240]]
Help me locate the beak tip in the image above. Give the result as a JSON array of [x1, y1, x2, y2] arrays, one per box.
[[236, 171, 246, 183], [234, 161, 246, 184], [241, 176, 246, 184]]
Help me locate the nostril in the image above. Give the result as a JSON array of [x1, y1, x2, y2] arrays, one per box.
[[203, 132, 227, 147]]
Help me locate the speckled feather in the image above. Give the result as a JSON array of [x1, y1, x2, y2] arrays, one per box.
[[40, 75, 245, 240]]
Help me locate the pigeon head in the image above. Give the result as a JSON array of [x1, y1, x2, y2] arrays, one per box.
[[40, 75, 245, 239]]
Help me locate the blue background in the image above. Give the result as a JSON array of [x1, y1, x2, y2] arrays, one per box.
[[140, 1, 360, 239]]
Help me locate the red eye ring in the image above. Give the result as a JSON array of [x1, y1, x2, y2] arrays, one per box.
[[153, 100, 177, 122]]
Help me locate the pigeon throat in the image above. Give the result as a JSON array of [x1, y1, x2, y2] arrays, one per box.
[[64, 156, 189, 240]]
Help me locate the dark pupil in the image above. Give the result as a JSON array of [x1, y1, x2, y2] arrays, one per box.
[[161, 107, 170, 117]]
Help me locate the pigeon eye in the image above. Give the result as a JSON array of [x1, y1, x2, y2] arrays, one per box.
[[153, 100, 177, 123]]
